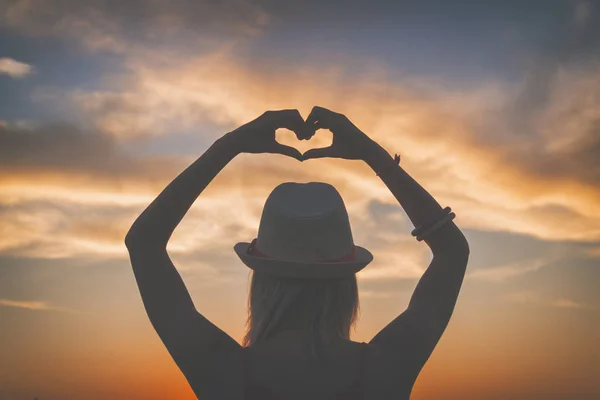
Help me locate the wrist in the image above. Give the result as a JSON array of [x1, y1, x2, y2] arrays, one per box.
[[361, 142, 393, 171], [216, 131, 244, 156]]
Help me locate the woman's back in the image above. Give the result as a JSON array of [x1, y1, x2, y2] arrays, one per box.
[[242, 329, 412, 400]]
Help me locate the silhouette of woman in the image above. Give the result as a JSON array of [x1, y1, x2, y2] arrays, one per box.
[[125, 106, 470, 399]]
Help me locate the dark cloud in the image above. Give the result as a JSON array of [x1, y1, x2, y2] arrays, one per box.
[[1, 123, 114, 169], [0, 122, 316, 195], [0, 123, 188, 187], [4, 0, 596, 56], [0, 0, 269, 53], [463, 1, 600, 189], [510, 0, 600, 129], [463, 227, 598, 271], [523, 116, 600, 187], [495, 74, 600, 188], [258, 0, 579, 29], [366, 199, 412, 233]]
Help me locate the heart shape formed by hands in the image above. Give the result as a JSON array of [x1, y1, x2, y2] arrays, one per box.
[[275, 126, 332, 158], [284, 106, 379, 162], [226, 106, 380, 163]]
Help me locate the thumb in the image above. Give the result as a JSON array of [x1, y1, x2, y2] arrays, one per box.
[[303, 147, 335, 160], [271, 143, 303, 161]]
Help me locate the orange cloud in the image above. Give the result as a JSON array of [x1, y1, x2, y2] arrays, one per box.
[[552, 298, 591, 309], [466, 257, 550, 282], [0, 57, 33, 77], [504, 290, 593, 310], [61, 51, 600, 243], [0, 298, 82, 313]]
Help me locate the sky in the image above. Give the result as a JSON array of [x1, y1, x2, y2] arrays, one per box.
[[0, 0, 599, 399]]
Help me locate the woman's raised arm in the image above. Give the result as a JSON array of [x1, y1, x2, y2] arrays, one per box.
[[123, 110, 307, 398], [124, 135, 242, 398], [364, 135, 470, 382], [363, 142, 470, 314], [302, 105, 470, 382], [124, 109, 306, 333]]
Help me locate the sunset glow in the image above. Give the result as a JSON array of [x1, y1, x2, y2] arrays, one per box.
[[1, 1, 599, 399]]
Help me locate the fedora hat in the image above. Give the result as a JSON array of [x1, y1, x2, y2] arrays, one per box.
[[234, 182, 373, 279]]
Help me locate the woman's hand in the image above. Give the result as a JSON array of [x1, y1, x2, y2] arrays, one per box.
[[223, 109, 310, 161], [303, 106, 381, 161]]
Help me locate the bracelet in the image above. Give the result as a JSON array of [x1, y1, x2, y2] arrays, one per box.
[[375, 154, 401, 176], [411, 207, 452, 237], [417, 212, 456, 241]]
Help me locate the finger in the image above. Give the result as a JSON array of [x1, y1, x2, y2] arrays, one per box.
[[305, 106, 337, 130], [313, 120, 326, 130], [300, 120, 324, 141], [303, 146, 335, 160], [305, 106, 325, 127], [271, 143, 304, 161], [266, 109, 311, 140]]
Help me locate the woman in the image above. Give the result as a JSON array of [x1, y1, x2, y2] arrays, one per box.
[[125, 106, 470, 399]]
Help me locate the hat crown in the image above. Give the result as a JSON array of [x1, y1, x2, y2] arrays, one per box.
[[256, 182, 355, 262]]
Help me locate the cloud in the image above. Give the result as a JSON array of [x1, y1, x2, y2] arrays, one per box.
[[504, 290, 540, 304], [4, 50, 600, 271], [466, 258, 550, 282], [587, 247, 600, 257], [55, 50, 600, 244], [0, 126, 323, 260], [0, 57, 33, 77], [574, 1, 594, 28], [0, 200, 130, 258], [504, 69, 600, 191], [0, 298, 82, 313], [0, 0, 270, 54], [505, 291, 593, 310], [1, 122, 118, 168], [0, 122, 331, 260], [0, 120, 322, 201], [465, 238, 594, 282], [552, 298, 590, 309], [0, 123, 180, 258], [2, 1, 600, 278], [0, 121, 220, 184]]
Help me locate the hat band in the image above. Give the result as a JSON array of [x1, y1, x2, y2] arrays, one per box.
[[247, 238, 357, 263]]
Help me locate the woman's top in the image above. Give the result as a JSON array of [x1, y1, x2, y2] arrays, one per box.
[[242, 342, 369, 399]]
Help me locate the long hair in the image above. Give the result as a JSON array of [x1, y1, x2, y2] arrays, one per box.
[[242, 270, 360, 361]]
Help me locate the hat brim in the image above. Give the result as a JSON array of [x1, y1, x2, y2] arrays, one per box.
[[234, 242, 373, 279]]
